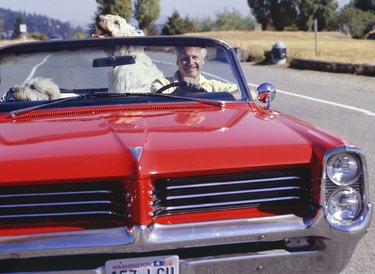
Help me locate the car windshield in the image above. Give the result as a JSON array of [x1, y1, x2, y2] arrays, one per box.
[[0, 37, 250, 113]]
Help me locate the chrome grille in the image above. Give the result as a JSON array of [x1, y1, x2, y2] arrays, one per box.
[[0, 181, 126, 225], [153, 169, 312, 216]]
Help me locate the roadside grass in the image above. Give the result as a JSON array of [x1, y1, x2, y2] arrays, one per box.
[[187, 31, 375, 65], [1, 31, 374, 65], [0, 38, 37, 47]]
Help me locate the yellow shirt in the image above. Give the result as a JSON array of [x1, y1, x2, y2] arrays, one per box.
[[151, 71, 238, 94]]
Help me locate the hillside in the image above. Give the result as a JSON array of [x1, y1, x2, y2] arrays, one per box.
[[0, 8, 86, 39]]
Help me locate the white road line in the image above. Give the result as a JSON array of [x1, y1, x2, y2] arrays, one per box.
[[25, 54, 52, 82], [248, 83, 375, 117]]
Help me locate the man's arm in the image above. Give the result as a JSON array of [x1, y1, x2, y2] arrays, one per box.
[[150, 77, 173, 93]]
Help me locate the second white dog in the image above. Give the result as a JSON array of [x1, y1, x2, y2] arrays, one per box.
[[8, 77, 61, 101]]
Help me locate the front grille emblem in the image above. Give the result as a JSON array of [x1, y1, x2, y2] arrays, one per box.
[[129, 146, 143, 161]]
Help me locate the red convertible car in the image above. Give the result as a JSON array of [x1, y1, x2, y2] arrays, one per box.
[[0, 36, 372, 273]]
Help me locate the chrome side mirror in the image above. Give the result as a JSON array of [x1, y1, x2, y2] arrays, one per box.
[[256, 83, 276, 109]]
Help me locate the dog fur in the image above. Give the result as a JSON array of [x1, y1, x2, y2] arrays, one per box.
[[93, 14, 140, 38], [8, 77, 61, 101], [92, 14, 163, 93]]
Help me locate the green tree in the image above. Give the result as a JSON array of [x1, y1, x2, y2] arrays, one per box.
[[198, 16, 215, 32], [248, 0, 297, 30], [270, 0, 298, 30], [248, 0, 337, 31], [314, 0, 338, 30], [338, 5, 375, 37], [13, 15, 24, 38], [247, 0, 272, 30], [294, 0, 318, 30], [96, 0, 132, 21], [353, 0, 375, 13], [134, 0, 160, 34], [162, 10, 197, 35], [214, 9, 255, 30]]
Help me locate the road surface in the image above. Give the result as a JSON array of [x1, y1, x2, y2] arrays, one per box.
[[241, 63, 375, 274]]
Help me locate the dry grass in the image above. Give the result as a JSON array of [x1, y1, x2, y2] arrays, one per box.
[[0, 38, 35, 46], [188, 31, 375, 65], [1, 32, 374, 65]]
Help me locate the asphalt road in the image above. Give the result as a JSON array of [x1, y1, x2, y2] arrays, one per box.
[[240, 63, 375, 274]]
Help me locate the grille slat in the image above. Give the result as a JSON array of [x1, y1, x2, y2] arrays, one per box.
[[162, 196, 301, 211], [165, 186, 301, 200], [0, 182, 126, 226], [165, 176, 301, 190], [153, 168, 312, 216]]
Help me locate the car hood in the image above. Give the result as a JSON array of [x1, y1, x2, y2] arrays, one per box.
[[0, 104, 343, 182]]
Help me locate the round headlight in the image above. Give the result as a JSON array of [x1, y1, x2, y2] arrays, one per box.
[[326, 188, 361, 226], [326, 153, 360, 185]]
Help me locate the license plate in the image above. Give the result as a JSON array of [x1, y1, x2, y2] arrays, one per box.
[[105, 255, 179, 274]]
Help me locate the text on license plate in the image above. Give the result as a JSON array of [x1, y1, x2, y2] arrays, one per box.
[[105, 255, 179, 274]]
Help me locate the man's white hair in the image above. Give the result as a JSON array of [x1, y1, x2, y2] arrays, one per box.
[[175, 47, 207, 59]]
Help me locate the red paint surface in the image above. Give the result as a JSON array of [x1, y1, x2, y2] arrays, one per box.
[[0, 102, 345, 233]]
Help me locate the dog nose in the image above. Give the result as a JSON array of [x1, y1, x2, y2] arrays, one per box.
[[96, 15, 102, 23]]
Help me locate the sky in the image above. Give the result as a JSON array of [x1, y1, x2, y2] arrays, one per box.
[[0, 0, 351, 28]]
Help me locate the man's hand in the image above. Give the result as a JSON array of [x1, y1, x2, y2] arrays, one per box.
[[182, 77, 201, 89]]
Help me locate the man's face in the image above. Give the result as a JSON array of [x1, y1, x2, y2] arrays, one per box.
[[177, 47, 205, 79]]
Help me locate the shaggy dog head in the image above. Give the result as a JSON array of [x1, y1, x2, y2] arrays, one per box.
[[92, 14, 139, 37], [92, 14, 145, 55], [8, 77, 61, 101]]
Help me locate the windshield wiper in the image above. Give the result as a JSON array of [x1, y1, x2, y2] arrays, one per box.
[[148, 92, 225, 107], [7, 92, 128, 118], [8, 94, 86, 118], [8, 91, 224, 118]]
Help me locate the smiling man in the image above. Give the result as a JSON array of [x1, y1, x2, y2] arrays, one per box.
[[176, 47, 205, 80], [151, 46, 238, 94]]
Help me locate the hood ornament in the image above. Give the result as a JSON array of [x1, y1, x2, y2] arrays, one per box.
[[129, 146, 143, 161]]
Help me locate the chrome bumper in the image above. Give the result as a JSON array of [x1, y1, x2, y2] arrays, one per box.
[[0, 202, 372, 273]]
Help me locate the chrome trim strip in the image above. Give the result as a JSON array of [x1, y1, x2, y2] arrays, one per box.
[[165, 186, 300, 200], [146, 214, 306, 244], [0, 211, 123, 219], [0, 227, 134, 254], [0, 190, 111, 198], [0, 201, 116, 208], [163, 196, 300, 211], [165, 176, 301, 190]]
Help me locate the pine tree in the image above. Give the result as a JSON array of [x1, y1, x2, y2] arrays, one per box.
[[162, 10, 184, 35], [161, 10, 196, 35], [13, 15, 24, 38]]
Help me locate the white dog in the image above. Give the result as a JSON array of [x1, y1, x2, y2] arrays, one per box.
[[92, 14, 163, 93], [7, 77, 61, 101], [93, 14, 140, 38]]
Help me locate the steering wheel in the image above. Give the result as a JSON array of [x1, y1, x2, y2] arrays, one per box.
[[154, 81, 208, 94]]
